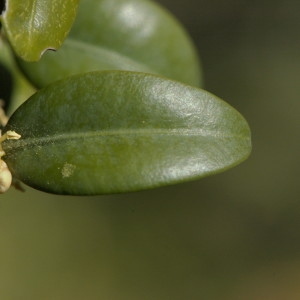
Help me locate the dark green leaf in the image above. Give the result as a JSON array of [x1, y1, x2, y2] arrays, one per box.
[[3, 71, 251, 195], [1, 0, 79, 61], [16, 0, 202, 87]]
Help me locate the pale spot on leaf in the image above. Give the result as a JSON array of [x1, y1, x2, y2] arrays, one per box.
[[62, 163, 76, 178]]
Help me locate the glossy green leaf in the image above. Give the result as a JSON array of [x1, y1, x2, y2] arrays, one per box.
[[16, 0, 202, 87], [1, 0, 79, 61], [3, 71, 251, 195]]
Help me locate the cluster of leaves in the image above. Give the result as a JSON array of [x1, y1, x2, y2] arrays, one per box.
[[0, 0, 251, 195]]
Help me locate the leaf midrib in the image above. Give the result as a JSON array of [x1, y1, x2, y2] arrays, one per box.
[[64, 38, 156, 73], [28, 0, 38, 44], [4, 127, 244, 150]]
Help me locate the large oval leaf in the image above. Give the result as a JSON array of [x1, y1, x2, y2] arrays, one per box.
[[16, 0, 202, 87], [3, 71, 251, 195], [1, 0, 79, 61]]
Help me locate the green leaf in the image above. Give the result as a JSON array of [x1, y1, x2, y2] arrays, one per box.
[[16, 0, 202, 87], [3, 71, 251, 195], [1, 0, 79, 61]]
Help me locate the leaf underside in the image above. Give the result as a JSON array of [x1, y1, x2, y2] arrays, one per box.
[[3, 71, 251, 195]]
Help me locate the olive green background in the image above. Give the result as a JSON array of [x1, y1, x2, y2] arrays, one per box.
[[0, 0, 299, 299]]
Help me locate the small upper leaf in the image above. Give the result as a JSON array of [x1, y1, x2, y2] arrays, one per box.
[[3, 71, 251, 195], [1, 0, 79, 61], [16, 0, 202, 87]]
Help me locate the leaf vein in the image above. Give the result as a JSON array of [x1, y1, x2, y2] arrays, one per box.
[[5, 128, 246, 150]]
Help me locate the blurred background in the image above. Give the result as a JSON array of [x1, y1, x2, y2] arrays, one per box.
[[0, 0, 299, 299]]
